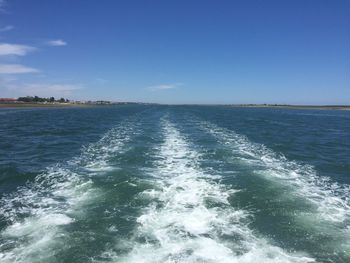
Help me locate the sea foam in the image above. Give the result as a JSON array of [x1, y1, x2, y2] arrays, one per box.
[[199, 120, 350, 224], [102, 119, 314, 263], [0, 117, 139, 263]]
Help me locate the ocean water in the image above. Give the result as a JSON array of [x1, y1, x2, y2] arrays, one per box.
[[0, 105, 350, 263]]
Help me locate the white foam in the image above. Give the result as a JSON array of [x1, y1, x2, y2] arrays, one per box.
[[100, 119, 314, 263], [0, 117, 140, 262], [3, 214, 73, 238], [200, 121, 350, 224], [0, 167, 93, 262], [74, 121, 137, 173]]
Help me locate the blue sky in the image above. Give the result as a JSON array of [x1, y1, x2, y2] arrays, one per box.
[[0, 0, 349, 104]]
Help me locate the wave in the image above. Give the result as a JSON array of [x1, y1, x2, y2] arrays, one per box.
[[0, 117, 140, 263], [99, 118, 314, 263]]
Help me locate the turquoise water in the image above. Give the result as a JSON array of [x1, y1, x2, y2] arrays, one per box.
[[0, 105, 350, 262]]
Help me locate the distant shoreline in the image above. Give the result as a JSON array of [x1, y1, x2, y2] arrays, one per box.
[[171, 104, 350, 110], [0, 103, 94, 108], [1, 103, 349, 110], [228, 105, 350, 111]]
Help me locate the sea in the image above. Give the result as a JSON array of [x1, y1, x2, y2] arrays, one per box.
[[0, 105, 350, 263]]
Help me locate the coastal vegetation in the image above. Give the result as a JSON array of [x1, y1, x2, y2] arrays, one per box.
[[17, 96, 69, 103]]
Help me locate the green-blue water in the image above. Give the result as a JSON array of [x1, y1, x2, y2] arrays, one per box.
[[1, 105, 350, 263]]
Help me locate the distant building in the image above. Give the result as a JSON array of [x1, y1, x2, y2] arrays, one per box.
[[0, 98, 17, 102], [96, 100, 111, 105]]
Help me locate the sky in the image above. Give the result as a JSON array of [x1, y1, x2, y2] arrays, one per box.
[[0, 0, 349, 104]]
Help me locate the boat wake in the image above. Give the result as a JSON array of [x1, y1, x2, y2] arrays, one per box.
[[0, 116, 140, 263], [199, 120, 350, 224], [100, 118, 313, 263]]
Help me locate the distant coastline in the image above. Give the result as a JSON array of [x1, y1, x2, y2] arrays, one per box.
[[229, 104, 350, 111], [0, 102, 136, 108], [0, 102, 92, 108], [0, 96, 138, 108], [0, 100, 349, 110], [167, 104, 350, 110]]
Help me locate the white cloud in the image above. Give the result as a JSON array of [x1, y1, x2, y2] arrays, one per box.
[[0, 64, 39, 74], [0, 25, 14, 32], [147, 83, 183, 91], [21, 83, 81, 96], [1, 79, 82, 98], [0, 43, 36, 56], [46, 39, 67, 46], [95, 78, 109, 85], [0, 0, 7, 12]]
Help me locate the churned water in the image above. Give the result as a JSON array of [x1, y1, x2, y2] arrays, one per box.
[[0, 105, 349, 262]]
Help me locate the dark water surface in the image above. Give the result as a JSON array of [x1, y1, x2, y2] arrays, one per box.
[[0, 105, 349, 262]]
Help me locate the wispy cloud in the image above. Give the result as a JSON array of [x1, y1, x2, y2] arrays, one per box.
[[46, 39, 67, 46], [0, 64, 39, 74], [0, 43, 36, 56], [95, 78, 109, 84], [2, 79, 83, 97], [0, 0, 7, 12], [22, 83, 81, 95], [0, 25, 14, 32], [147, 83, 183, 91]]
